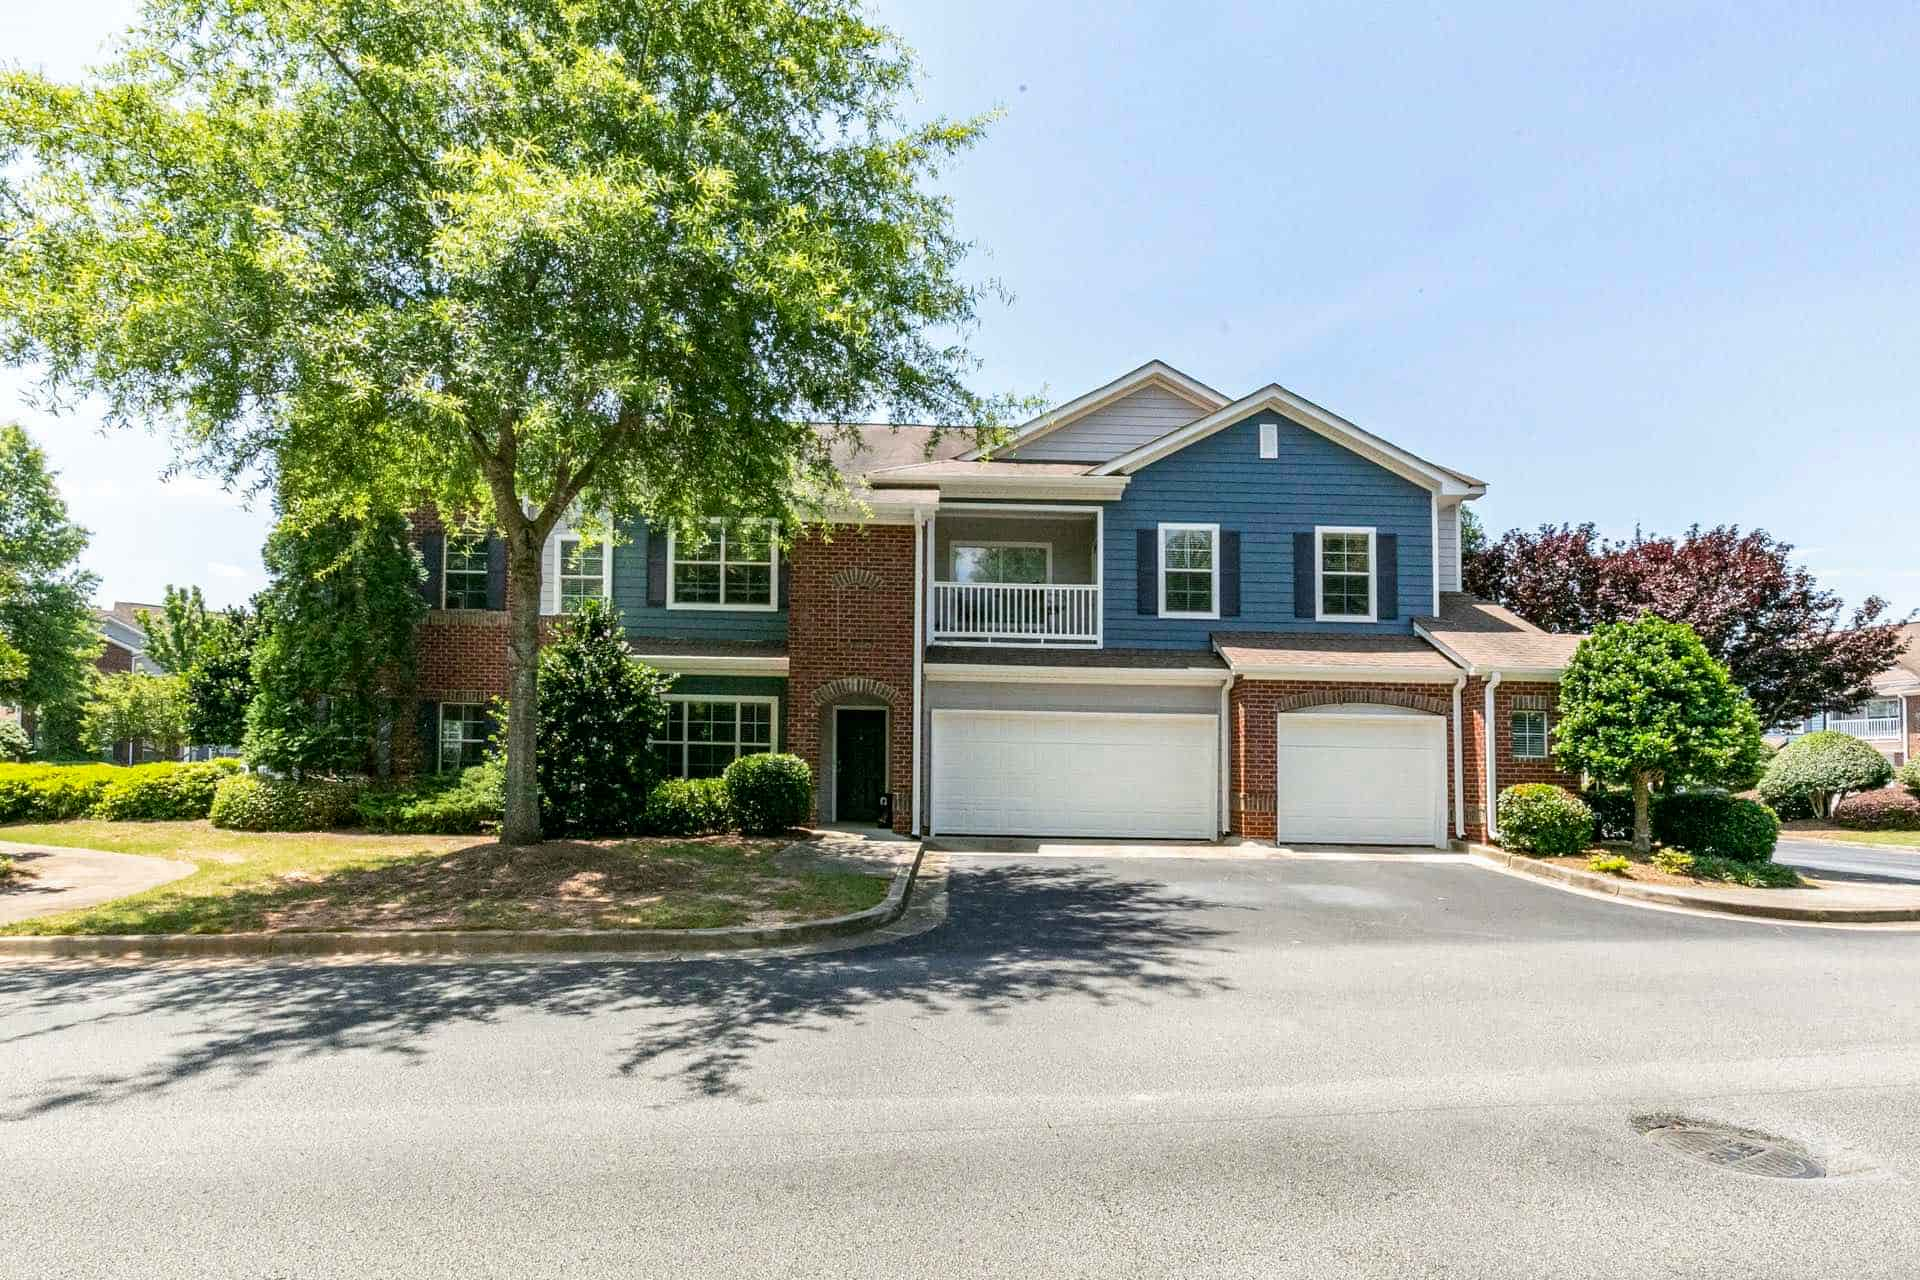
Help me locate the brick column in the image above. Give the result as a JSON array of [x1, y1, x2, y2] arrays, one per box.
[[785, 525, 918, 834]]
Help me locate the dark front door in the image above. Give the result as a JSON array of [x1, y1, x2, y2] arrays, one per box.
[[834, 708, 888, 823]]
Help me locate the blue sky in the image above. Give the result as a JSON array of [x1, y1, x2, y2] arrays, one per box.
[[5, 1, 1916, 616]]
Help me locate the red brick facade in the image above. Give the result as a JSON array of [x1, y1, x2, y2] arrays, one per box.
[[95, 641, 134, 676], [784, 525, 918, 834], [1457, 677, 1580, 840], [1228, 679, 1463, 841]]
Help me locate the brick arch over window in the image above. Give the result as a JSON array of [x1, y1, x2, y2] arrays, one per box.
[[1270, 687, 1449, 717], [830, 566, 887, 594], [809, 676, 899, 708]]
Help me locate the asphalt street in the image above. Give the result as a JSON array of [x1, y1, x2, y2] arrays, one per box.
[[1774, 835, 1920, 883], [4, 851, 1920, 1279]]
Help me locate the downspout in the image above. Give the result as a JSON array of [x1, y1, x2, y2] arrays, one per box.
[[1219, 678, 1231, 837], [911, 510, 926, 837], [1450, 674, 1466, 842], [1483, 671, 1504, 841]]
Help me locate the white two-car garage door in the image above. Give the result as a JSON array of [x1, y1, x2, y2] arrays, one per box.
[[1273, 711, 1448, 848], [932, 710, 1219, 839]]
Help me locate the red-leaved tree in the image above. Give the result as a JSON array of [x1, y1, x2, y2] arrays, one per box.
[[1465, 523, 1908, 729]]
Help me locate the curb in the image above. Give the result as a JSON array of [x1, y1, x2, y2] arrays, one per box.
[[0, 841, 927, 961], [1469, 845, 1920, 924]]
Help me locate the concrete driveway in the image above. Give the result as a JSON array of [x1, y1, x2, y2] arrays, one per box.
[[5, 848, 1920, 1278]]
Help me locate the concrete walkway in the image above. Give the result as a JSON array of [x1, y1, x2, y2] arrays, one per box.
[[0, 840, 194, 924]]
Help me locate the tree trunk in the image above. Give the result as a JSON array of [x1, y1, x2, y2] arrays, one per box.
[[500, 526, 545, 847], [1631, 771, 1653, 855]]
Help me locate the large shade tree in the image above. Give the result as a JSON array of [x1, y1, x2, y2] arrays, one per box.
[[1466, 522, 1906, 729], [0, 423, 101, 751], [0, 0, 1010, 842]]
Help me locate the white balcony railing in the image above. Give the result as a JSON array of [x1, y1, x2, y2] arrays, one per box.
[[931, 582, 1100, 646], [1826, 716, 1904, 740]]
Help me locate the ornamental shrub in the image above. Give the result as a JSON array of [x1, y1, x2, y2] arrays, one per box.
[[1652, 790, 1781, 862], [1692, 856, 1800, 889], [0, 762, 122, 821], [1587, 853, 1631, 875], [0, 720, 29, 763], [90, 758, 244, 820], [1758, 731, 1893, 818], [722, 753, 812, 835], [1832, 788, 1920, 832], [355, 760, 505, 835], [1650, 848, 1695, 876], [1496, 784, 1595, 855], [642, 778, 732, 836], [535, 600, 674, 837], [1582, 787, 1636, 843], [208, 774, 363, 831], [1895, 761, 1920, 799]]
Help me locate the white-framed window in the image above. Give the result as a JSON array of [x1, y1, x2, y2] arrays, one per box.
[[653, 697, 778, 779], [1511, 709, 1549, 760], [669, 519, 778, 610], [438, 702, 492, 773], [557, 535, 608, 612], [1316, 526, 1376, 622], [949, 542, 1051, 584], [1158, 523, 1219, 619], [443, 535, 490, 610], [1258, 421, 1279, 459]]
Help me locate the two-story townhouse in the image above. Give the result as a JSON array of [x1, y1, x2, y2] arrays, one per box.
[[408, 360, 1583, 846], [1775, 622, 1920, 766]]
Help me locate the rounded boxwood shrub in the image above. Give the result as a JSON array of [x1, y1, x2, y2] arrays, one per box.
[[208, 773, 363, 831], [1652, 789, 1780, 862], [90, 758, 244, 821], [643, 777, 732, 836], [1832, 788, 1920, 831], [722, 752, 812, 836], [1896, 761, 1920, 798], [1758, 730, 1893, 818], [1497, 784, 1595, 855]]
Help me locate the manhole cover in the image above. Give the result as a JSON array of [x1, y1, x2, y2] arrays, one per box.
[[1631, 1114, 1825, 1179]]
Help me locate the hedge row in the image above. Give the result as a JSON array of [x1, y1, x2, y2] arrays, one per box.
[[1832, 788, 1920, 831], [1501, 783, 1779, 862], [0, 759, 244, 823]]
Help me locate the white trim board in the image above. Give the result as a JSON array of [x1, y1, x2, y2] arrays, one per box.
[[925, 663, 1231, 687], [628, 654, 789, 676]]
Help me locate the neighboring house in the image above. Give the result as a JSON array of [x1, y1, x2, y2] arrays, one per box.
[[1777, 622, 1919, 766], [409, 359, 1587, 847], [94, 602, 167, 677]]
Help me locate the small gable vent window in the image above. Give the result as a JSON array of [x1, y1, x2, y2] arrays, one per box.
[[1258, 421, 1279, 459]]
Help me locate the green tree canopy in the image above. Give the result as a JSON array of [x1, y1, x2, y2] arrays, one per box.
[[84, 672, 191, 762], [137, 585, 214, 677], [244, 511, 424, 777], [0, 423, 101, 749], [0, 0, 1013, 842], [181, 604, 261, 748], [1554, 615, 1764, 853]]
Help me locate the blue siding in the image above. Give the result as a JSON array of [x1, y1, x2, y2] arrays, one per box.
[[612, 519, 788, 645], [1102, 410, 1434, 649]]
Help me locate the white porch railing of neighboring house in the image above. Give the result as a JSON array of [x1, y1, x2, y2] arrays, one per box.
[[1824, 714, 1904, 740], [931, 582, 1101, 645]]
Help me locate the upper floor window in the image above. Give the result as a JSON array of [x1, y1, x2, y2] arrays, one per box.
[[1316, 527, 1376, 622], [1511, 710, 1549, 760], [951, 543, 1050, 585], [1158, 523, 1218, 618], [558, 536, 606, 612], [443, 535, 490, 610], [669, 519, 777, 610]]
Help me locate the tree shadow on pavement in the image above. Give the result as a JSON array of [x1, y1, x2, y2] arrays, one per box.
[[0, 861, 1235, 1116]]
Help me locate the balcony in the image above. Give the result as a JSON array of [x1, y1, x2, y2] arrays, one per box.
[[927, 508, 1101, 647], [1825, 715, 1903, 740]]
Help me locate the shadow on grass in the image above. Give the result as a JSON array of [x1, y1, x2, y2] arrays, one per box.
[[0, 862, 1233, 1115]]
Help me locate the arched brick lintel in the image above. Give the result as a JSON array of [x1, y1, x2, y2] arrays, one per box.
[[809, 675, 899, 708], [1271, 687, 1449, 717]]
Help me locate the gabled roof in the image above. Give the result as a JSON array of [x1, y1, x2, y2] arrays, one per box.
[[1412, 593, 1583, 675], [965, 360, 1228, 462], [1092, 383, 1486, 497], [1212, 631, 1463, 681]]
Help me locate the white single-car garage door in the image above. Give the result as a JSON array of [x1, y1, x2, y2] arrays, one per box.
[[1273, 711, 1448, 847], [932, 710, 1219, 839]]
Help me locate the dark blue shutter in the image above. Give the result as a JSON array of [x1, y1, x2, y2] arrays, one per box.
[[1220, 531, 1241, 618], [415, 700, 439, 774], [647, 527, 669, 607], [484, 536, 507, 610], [1136, 529, 1157, 615], [1376, 534, 1399, 620], [418, 532, 443, 609], [777, 547, 791, 610], [1293, 533, 1315, 619]]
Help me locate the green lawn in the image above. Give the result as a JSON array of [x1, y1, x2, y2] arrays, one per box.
[[1781, 823, 1920, 849], [0, 821, 889, 936]]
